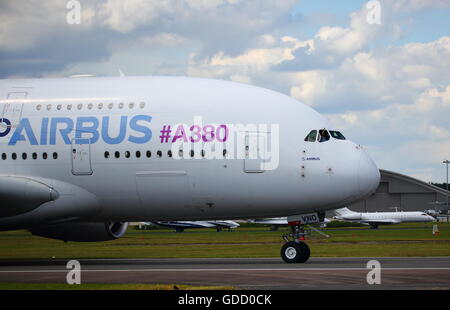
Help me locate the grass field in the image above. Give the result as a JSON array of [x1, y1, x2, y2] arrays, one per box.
[[0, 222, 449, 260]]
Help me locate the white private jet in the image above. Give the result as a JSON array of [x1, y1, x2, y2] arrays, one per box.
[[333, 207, 436, 229], [0, 76, 380, 263], [249, 217, 330, 230], [146, 220, 239, 232]]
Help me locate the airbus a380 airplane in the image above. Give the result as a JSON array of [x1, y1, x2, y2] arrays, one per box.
[[0, 76, 380, 263]]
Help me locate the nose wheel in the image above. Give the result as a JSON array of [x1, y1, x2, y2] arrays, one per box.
[[281, 222, 311, 263]]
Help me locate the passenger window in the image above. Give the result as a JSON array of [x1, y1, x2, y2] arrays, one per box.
[[146, 151, 151, 158], [330, 130, 346, 140], [104, 151, 110, 159], [32, 153, 37, 160], [1, 153, 6, 160], [318, 129, 330, 143], [304, 130, 317, 142], [125, 151, 130, 158], [53, 152, 58, 160], [157, 150, 162, 158], [115, 151, 120, 158], [136, 151, 141, 158], [43, 152, 48, 160]]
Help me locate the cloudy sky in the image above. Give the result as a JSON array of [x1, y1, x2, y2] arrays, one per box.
[[1, 0, 449, 183]]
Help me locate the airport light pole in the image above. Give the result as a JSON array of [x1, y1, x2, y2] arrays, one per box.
[[444, 160, 449, 222]]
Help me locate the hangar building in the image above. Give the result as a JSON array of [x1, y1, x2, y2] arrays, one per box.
[[347, 169, 449, 213]]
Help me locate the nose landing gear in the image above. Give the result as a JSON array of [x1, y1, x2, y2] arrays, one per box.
[[281, 222, 311, 263]]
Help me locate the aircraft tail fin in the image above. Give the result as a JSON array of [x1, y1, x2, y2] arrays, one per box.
[[333, 207, 354, 217]]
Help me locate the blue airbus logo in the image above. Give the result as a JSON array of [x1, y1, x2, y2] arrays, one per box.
[[1, 115, 152, 145]]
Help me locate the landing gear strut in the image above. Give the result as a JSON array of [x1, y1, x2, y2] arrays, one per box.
[[280, 222, 310, 263]]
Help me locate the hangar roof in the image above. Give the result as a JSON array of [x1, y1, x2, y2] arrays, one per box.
[[380, 169, 449, 196]]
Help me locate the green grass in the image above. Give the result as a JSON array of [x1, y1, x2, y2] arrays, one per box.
[[0, 222, 449, 259]]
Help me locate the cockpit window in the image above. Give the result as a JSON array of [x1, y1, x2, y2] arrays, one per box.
[[318, 129, 330, 142], [330, 130, 346, 140], [304, 130, 317, 142]]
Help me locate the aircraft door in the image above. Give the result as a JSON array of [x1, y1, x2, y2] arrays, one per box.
[[2, 92, 27, 128], [71, 138, 93, 175], [243, 131, 270, 173]]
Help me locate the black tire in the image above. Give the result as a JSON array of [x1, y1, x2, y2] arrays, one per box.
[[281, 241, 310, 263]]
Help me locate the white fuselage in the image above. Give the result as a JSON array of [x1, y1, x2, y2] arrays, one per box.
[[0, 76, 380, 230]]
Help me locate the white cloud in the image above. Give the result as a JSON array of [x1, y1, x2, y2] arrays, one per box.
[[0, 0, 297, 77], [0, 1, 65, 51], [187, 42, 295, 78], [327, 86, 450, 182], [287, 36, 450, 111]]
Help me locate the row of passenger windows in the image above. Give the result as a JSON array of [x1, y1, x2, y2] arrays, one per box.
[[104, 149, 228, 159], [1, 152, 58, 160], [36, 102, 146, 112], [1, 149, 229, 161], [304, 129, 346, 143]]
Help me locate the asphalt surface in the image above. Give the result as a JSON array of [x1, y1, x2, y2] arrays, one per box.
[[0, 257, 449, 289]]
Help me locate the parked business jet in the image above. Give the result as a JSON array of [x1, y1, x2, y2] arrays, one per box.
[[146, 220, 239, 232], [249, 217, 330, 230], [333, 207, 436, 229], [0, 76, 380, 263]]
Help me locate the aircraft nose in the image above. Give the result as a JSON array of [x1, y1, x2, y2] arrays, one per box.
[[357, 151, 380, 198]]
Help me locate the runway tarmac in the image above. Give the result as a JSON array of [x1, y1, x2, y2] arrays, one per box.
[[0, 257, 449, 289]]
